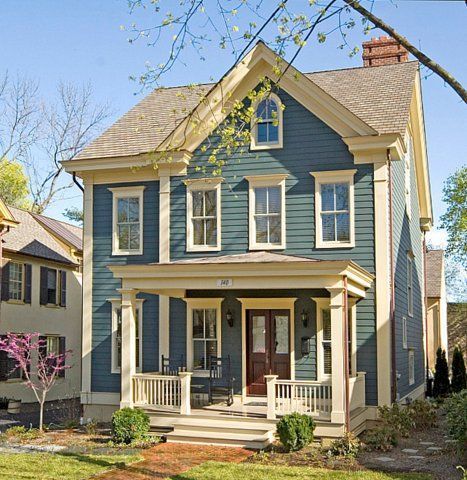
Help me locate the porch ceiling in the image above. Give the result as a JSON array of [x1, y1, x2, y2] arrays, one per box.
[[108, 251, 374, 299]]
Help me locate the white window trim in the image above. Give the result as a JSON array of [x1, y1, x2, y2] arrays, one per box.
[[108, 297, 144, 374], [310, 169, 356, 249], [250, 92, 283, 150], [407, 252, 414, 317], [184, 178, 222, 252], [8, 261, 25, 303], [185, 298, 222, 377], [408, 348, 415, 386], [109, 186, 145, 256], [246, 174, 288, 250], [402, 316, 408, 349], [314, 298, 332, 382]]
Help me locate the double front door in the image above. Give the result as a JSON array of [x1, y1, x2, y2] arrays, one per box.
[[247, 309, 290, 395]]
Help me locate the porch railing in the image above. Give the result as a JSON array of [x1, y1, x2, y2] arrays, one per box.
[[266, 376, 332, 420], [349, 372, 366, 412], [132, 372, 192, 414]]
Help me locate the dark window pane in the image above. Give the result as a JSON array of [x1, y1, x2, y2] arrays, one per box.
[[322, 214, 335, 242], [268, 124, 279, 143], [256, 100, 268, 120], [206, 341, 217, 361], [128, 197, 139, 222], [268, 187, 281, 213], [269, 215, 281, 244], [192, 191, 204, 217], [323, 343, 332, 375], [335, 183, 349, 211], [205, 309, 217, 338], [193, 341, 204, 370], [257, 123, 268, 143], [336, 213, 350, 242], [118, 224, 130, 250], [267, 99, 278, 117], [204, 190, 216, 216], [193, 309, 204, 338], [255, 188, 268, 214], [255, 216, 268, 243], [193, 219, 205, 245], [321, 184, 335, 211], [129, 224, 140, 250], [117, 198, 128, 223], [322, 309, 331, 340], [205, 219, 217, 245]]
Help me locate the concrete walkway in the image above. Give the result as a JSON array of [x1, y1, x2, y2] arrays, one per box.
[[95, 442, 253, 480]]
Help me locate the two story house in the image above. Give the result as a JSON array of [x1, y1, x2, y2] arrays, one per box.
[[0, 199, 82, 405], [63, 37, 433, 447]]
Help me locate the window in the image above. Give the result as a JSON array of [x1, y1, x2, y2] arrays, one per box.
[[39, 335, 66, 378], [8, 262, 24, 301], [246, 174, 287, 250], [407, 254, 414, 316], [40, 268, 66, 307], [110, 299, 143, 374], [185, 178, 222, 252], [0, 335, 23, 381], [311, 170, 356, 248], [251, 93, 283, 150], [402, 316, 407, 349], [109, 186, 145, 255], [186, 299, 222, 374], [408, 349, 415, 386]]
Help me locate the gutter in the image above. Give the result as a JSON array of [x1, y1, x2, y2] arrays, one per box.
[[73, 172, 84, 193]]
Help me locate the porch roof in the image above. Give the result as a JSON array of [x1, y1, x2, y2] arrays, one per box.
[[109, 251, 374, 299]]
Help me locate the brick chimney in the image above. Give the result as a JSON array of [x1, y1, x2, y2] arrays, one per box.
[[362, 36, 408, 67]]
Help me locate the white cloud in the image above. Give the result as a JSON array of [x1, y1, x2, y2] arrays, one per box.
[[426, 228, 447, 249]]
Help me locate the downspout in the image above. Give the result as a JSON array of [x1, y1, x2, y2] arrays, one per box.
[[73, 172, 84, 193], [423, 232, 429, 389], [387, 149, 397, 403], [343, 276, 350, 432]]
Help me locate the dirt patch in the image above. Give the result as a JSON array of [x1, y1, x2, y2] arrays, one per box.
[[94, 442, 254, 480]]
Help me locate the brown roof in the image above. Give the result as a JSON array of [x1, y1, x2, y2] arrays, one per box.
[[2, 207, 82, 265], [72, 61, 418, 162], [32, 213, 83, 251], [426, 249, 444, 298]]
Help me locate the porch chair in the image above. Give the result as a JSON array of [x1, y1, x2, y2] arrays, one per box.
[[208, 355, 234, 406], [161, 354, 186, 375]]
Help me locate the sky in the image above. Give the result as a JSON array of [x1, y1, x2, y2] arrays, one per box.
[[0, 0, 466, 246]]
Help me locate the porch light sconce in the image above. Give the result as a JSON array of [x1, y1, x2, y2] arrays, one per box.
[[226, 309, 234, 328], [301, 309, 309, 328]]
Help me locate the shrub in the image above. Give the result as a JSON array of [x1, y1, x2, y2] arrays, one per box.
[[85, 419, 98, 436], [5, 426, 41, 441], [451, 346, 467, 393], [362, 426, 398, 451], [406, 399, 437, 429], [445, 389, 467, 447], [327, 432, 360, 458], [111, 408, 150, 444], [433, 348, 450, 398], [378, 403, 414, 437], [276, 412, 315, 452]]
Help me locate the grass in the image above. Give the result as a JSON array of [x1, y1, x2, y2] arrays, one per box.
[[0, 452, 142, 479], [173, 462, 433, 480]]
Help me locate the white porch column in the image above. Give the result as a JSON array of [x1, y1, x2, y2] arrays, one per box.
[[265, 374, 278, 420], [179, 371, 192, 415], [120, 289, 137, 408], [328, 288, 346, 424], [159, 170, 171, 361]]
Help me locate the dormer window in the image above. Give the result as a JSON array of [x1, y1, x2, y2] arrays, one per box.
[[251, 93, 283, 150]]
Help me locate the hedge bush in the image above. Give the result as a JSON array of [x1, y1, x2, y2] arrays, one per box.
[[111, 408, 150, 444], [276, 412, 315, 452], [433, 347, 450, 398], [451, 346, 467, 393], [445, 389, 467, 447]]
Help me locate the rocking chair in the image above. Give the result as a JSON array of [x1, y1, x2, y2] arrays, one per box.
[[161, 354, 186, 375], [208, 355, 234, 406]]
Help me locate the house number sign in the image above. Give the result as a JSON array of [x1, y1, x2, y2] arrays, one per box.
[[216, 278, 233, 288]]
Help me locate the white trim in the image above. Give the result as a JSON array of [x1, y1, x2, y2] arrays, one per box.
[[238, 298, 296, 400], [184, 298, 223, 376], [407, 254, 414, 317], [109, 185, 145, 256], [408, 348, 415, 386], [310, 170, 356, 249], [246, 174, 288, 250], [398, 381, 425, 404], [108, 297, 144, 374], [80, 392, 120, 406], [250, 92, 284, 150], [405, 132, 413, 220], [186, 178, 222, 252], [402, 316, 408, 350], [348, 298, 358, 377], [7, 261, 25, 302], [313, 297, 332, 382]]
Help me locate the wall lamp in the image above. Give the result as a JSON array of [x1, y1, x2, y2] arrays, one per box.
[[301, 309, 309, 328], [226, 309, 234, 328]]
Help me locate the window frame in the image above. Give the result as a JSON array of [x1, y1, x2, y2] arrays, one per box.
[[246, 174, 288, 251], [408, 348, 415, 386], [314, 298, 332, 382], [109, 186, 145, 256], [8, 261, 25, 303], [310, 170, 356, 249], [402, 316, 408, 349], [109, 298, 144, 374], [185, 178, 222, 252], [250, 93, 283, 150], [185, 298, 222, 377], [407, 253, 414, 317]]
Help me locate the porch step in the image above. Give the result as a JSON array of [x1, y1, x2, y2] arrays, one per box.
[[171, 417, 275, 436]]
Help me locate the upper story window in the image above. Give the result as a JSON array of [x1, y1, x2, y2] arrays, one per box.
[[250, 93, 283, 150], [407, 253, 414, 317], [185, 178, 222, 252], [246, 174, 287, 250], [311, 170, 356, 249], [40, 267, 66, 307], [1, 261, 31, 304], [109, 186, 145, 256]]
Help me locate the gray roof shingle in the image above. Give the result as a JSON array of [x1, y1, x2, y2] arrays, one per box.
[[72, 61, 418, 162], [426, 249, 444, 298]]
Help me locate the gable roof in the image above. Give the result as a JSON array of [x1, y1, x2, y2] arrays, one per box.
[[71, 58, 418, 162], [0, 197, 19, 229], [31, 212, 83, 251], [426, 249, 444, 298], [2, 207, 82, 265]]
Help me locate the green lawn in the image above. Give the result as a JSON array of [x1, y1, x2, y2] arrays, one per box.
[[173, 462, 432, 480], [0, 452, 142, 480]]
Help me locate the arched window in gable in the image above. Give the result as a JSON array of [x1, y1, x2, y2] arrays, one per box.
[[251, 93, 283, 150]]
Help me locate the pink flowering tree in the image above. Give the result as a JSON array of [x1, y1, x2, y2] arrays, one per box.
[[0, 333, 71, 431]]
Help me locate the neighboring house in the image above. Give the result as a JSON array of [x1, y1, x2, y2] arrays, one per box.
[[0, 199, 82, 404], [447, 303, 467, 359], [63, 37, 433, 446], [425, 250, 448, 369]]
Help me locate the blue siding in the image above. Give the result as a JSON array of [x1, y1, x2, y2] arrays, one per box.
[[392, 140, 425, 398], [91, 182, 160, 393]]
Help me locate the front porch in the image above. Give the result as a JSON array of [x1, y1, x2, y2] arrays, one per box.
[[109, 252, 374, 445]]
